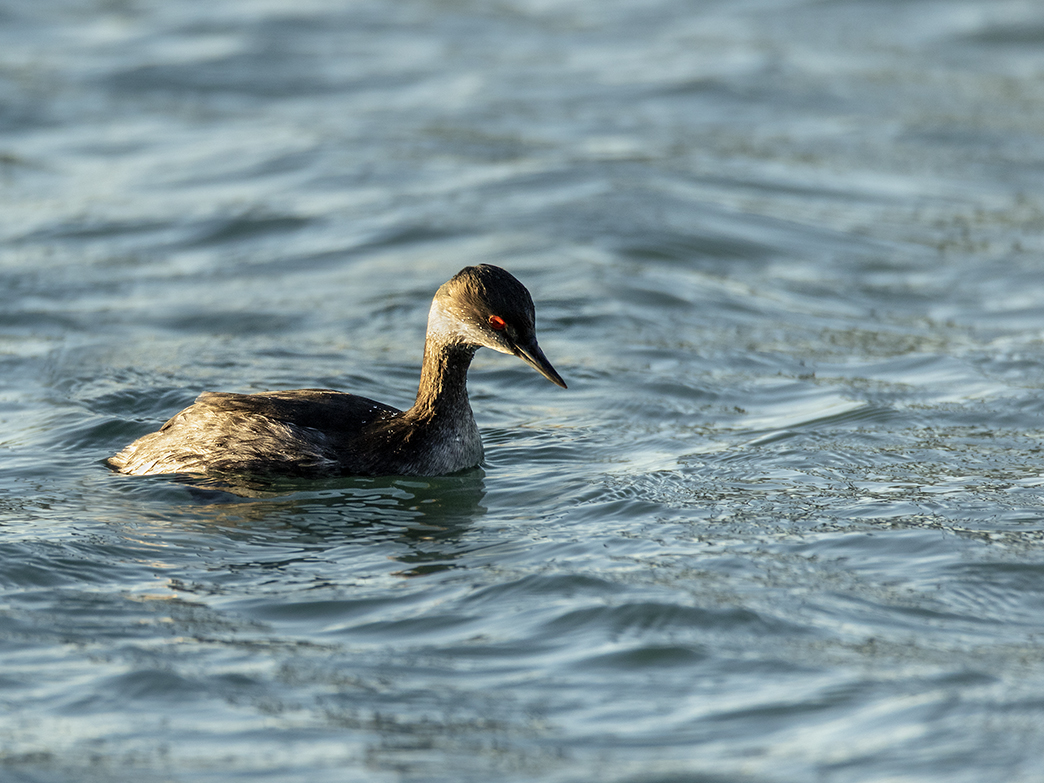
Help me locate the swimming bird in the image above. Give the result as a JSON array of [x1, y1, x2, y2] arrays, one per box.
[[108, 264, 566, 478]]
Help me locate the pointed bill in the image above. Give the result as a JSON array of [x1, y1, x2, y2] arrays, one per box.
[[512, 338, 567, 389]]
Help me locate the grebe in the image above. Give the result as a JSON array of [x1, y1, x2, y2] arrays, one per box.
[[108, 265, 566, 478]]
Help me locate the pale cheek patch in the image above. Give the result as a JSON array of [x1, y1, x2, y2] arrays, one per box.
[[427, 300, 512, 353]]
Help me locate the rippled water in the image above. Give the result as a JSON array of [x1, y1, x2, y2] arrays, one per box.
[[5, 0, 1044, 781]]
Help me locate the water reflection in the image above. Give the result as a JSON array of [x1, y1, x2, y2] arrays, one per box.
[[109, 469, 489, 579]]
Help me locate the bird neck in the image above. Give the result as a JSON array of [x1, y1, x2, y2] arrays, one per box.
[[412, 337, 476, 419], [411, 298, 477, 419]]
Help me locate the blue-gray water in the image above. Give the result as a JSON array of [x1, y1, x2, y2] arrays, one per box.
[[4, 1, 1044, 781]]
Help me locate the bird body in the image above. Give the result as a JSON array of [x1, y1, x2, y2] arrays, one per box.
[[108, 265, 565, 478]]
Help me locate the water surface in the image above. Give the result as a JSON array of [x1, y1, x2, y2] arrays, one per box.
[[4, 1, 1044, 781]]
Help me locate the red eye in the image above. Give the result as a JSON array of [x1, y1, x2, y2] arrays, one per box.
[[488, 315, 506, 331]]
